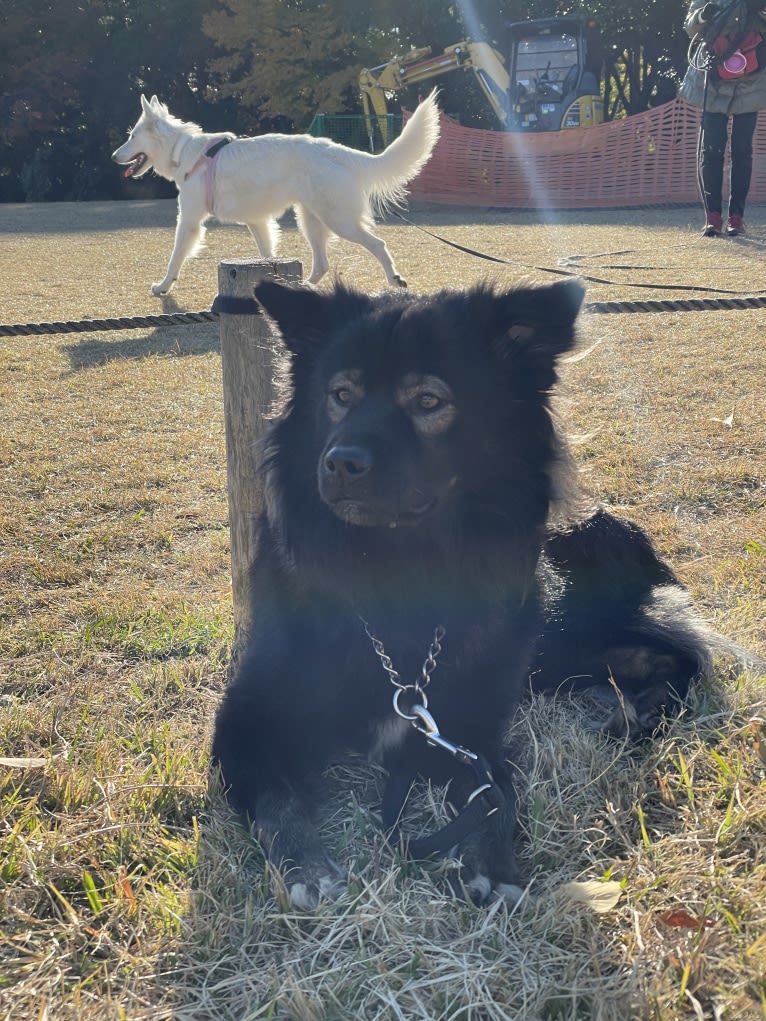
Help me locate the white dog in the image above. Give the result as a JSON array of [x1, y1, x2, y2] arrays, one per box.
[[112, 93, 440, 295]]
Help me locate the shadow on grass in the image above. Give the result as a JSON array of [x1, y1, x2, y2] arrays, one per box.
[[61, 293, 221, 370], [0, 199, 178, 235]]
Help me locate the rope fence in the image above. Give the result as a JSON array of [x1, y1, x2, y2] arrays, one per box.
[[585, 294, 766, 314], [1, 293, 765, 338], [0, 310, 219, 338]]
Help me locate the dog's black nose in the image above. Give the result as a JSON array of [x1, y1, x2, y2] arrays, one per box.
[[323, 445, 372, 481]]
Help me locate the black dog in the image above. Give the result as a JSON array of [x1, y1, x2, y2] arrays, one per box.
[[212, 278, 714, 909]]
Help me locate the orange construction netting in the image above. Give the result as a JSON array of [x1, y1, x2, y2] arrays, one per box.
[[408, 98, 766, 208]]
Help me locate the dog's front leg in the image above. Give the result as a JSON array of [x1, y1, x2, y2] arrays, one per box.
[[255, 787, 346, 910], [451, 761, 525, 906], [151, 194, 206, 296], [211, 690, 346, 910], [217, 774, 346, 910]]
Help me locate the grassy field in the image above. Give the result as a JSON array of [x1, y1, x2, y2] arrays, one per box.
[[1, 199, 765, 1020]]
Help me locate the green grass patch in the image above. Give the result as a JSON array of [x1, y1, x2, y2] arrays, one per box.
[[81, 602, 231, 660]]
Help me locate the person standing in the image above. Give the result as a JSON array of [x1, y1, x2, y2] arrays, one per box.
[[682, 0, 766, 236]]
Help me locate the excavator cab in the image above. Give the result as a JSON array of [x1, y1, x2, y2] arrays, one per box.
[[507, 18, 604, 131]]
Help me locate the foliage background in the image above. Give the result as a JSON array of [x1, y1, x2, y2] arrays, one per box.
[[0, 0, 689, 202]]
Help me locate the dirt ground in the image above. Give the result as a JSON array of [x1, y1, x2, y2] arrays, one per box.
[[1, 199, 765, 325]]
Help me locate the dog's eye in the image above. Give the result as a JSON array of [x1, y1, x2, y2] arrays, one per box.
[[417, 392, 442, 412], [326, 375, 363, 419], [332, 387, 354, 406]]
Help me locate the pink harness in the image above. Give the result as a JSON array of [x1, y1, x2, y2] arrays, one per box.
[[185, 135, 233, 216]]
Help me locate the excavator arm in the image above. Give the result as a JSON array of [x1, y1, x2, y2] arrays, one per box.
[[359, 40, 510, 150]]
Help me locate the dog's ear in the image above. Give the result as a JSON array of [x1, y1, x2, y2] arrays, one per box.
[[141, 94, 164, 120], [254, 281, 373, 355], [491, 278, 585, 385], [141, 95, 164, 118]]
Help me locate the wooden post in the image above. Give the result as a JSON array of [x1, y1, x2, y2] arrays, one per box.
[[218, 257, 302, 665]]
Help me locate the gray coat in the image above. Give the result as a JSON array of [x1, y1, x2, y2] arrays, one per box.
[[682, 0, 766, 113]]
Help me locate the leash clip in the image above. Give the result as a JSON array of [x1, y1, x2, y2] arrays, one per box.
[[410, 705, 478, 765]]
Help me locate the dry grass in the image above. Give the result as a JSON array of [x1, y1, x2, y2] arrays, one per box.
[[1, 198, 765, 1021]]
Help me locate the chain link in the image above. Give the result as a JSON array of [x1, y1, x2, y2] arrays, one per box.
[[361, 619, 446, 717], [420, 626, 446, 688]]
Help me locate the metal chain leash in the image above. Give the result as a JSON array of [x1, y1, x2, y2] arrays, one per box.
[[361, 617, 502, 859], [362, 617, 481, 764], [361, 619, 446, 719]]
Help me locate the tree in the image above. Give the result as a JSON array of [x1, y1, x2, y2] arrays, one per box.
[[567, 0, 689, 117], [204, 0, 367, 130], [0, 0, 219, 201], [202, 0, 485, 128], [0, 0, 104, 200], [203, 0, 693, 130], [0, 0, 698, 201]]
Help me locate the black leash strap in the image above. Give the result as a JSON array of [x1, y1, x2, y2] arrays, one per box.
[[392, 211, 765, 297], [382, 753, 505, 860]]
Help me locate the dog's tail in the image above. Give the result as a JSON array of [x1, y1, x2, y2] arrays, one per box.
[[364, 90, 441, 211]]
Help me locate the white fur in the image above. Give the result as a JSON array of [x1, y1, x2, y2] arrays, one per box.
[[493, 882, 526, 906], [368, 716, 409, 763], [466, 874, 493, 902], [111, 93, 441, 294], [288, 875, 346, 911]]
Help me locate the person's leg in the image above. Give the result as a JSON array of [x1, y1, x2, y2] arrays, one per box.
[[727, 111, 757, 230], [699, 111, 728, 233]]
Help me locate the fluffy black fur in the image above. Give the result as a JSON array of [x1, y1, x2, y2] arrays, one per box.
[[212, 278, 713, 909]]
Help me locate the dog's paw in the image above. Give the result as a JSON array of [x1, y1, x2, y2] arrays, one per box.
[[392, 274, 407, 288], [288, 872, 346, 911], [282, 858, 346, 911], [452, 870, 526, 907], [592, 694, 667, 741], [493, 882, 527, 907], [150, 280, 174, 296], [464, 872, 493, 905]]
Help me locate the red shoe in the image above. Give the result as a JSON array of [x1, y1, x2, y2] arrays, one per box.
[[702, 212, 723, 237], [726, 215, 746, 236]]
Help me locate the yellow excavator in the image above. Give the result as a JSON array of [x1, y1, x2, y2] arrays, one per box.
[[359, 19, 604, 150], [507, 18, 603, 132], [359, 40, 510, 149]]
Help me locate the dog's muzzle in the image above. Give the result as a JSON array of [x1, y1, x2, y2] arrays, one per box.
[[319, 444, 437, 527], [113, 152, 149, 178]]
